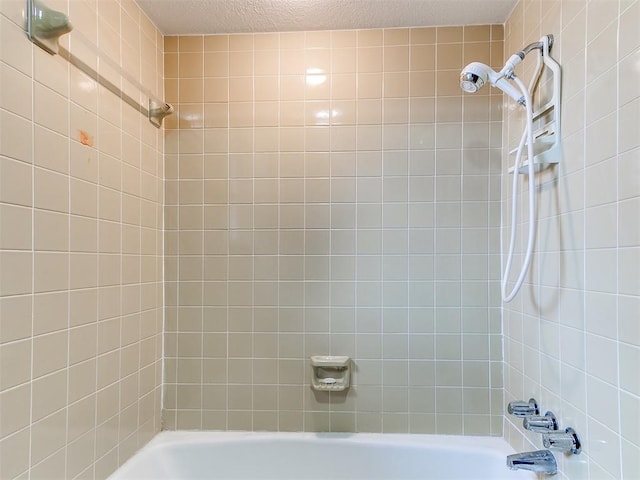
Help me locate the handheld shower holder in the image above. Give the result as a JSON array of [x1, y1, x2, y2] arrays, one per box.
[[507, 34, 562, 174]]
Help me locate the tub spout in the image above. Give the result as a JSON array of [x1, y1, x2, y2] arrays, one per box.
[[507, 450, 557, 475]]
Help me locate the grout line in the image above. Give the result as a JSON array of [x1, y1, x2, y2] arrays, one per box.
[[91, 23, 101, 463], [380, 29, 385, 433], [432, 28, 439, 435], [200, 35, 205, 432], [64, 24, 72, 476], [250, 33, 256, 432], [225, 36, 231, 431], [613, 0, 623, 476], [406, 31, 412, 433], [275, 31, 282, 433], [580, 3, 590, 477], [28, 20, 36, 480], [353, 28, 360, 433]]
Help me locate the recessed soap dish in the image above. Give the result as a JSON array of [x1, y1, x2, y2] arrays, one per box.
[[310, 356, 351, 391]]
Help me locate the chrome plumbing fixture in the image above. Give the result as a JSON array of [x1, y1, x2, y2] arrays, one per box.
[[506, 450, 557, 475], [543, 427, 582, 454], [459, 62, 525, 104], [523, 411, 558, 432], [459, 36, 555, 101], [507, 398, 539, 417]]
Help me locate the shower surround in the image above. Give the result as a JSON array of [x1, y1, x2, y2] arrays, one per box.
[[163, 25, 506, 434], [0, 0, 636, 479], [0, 0, 164, 478], [502, 0, 640, 478]]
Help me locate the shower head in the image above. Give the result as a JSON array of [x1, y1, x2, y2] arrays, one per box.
[[460, 62, 490, 93], [459, 62, 525, 105], [460, 36, 556, 106]]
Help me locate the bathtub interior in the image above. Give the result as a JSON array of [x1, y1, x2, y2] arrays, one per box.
[[108, 432, 537, 480]]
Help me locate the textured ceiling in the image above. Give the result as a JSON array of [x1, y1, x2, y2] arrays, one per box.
[[137, 0, 518, 35]]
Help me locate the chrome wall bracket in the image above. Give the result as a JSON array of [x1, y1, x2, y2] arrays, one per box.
[[27, 0, 73, 55], [24, 0, 173, 128], [149, 99, 175, 129]]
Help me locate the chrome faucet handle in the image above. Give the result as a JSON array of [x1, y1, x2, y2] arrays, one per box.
[[542, 427, 582, 454], [507, 397, 539, 417], [523, 411, 558, 432]]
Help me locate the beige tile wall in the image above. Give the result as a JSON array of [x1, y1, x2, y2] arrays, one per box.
[[164, 25, 506, 434], [502, 0, 639, 478], [0, 0, 164, 478]]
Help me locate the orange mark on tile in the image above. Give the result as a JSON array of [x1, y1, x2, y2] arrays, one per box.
[[78, 130, 94, 147]]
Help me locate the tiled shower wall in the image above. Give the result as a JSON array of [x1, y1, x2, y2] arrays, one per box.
[[502, 0, 639, 478], [164, 25, 506, 434], [0, 1, 164, 478]]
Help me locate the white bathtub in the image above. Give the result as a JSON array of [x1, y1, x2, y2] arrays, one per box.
[[108, 431, 536, 480]]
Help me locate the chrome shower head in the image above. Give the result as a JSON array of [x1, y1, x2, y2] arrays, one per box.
[[460, 36, 554, 101], [459, 62, 525, 105], [459, 62, 489, 93]]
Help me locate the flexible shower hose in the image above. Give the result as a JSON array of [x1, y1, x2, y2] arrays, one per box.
[[501, 75, 536, 303]]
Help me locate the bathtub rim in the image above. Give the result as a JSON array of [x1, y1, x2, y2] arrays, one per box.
[[109, 430, 534, 480], [123, 429, 519, 457]]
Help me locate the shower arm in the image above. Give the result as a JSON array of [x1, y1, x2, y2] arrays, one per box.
[[520, 35, 554, 57], [501, 35, 555, 78]]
